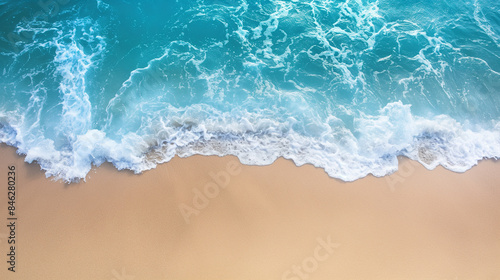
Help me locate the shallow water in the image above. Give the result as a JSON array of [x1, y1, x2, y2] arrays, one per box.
[[0, 0, 499, 182]]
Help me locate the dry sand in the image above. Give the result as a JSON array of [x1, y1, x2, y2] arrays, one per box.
[[0, 143, 499, 279]]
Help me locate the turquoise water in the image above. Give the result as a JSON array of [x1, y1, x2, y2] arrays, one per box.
[[1, 0, 499, 182]]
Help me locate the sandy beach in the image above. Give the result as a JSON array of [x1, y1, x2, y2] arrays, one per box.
[[0, 143, 499, 279]]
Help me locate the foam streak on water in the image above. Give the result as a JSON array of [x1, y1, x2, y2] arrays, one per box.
[[0, 0, 499, 182]]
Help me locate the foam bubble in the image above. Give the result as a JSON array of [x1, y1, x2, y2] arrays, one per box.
[[4, 101, 499, 183]]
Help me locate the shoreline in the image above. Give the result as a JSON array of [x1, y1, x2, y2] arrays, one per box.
[[0, 143, 499, 279], [1, 142, 496, 184]]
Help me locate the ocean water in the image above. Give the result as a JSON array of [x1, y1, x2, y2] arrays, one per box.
[[0, 0, 499, 182]]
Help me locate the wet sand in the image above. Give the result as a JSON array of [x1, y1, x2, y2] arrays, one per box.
[[0, 143, 499, 279]]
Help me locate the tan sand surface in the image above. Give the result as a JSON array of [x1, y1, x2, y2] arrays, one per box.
[[0, 144, 499, 279]]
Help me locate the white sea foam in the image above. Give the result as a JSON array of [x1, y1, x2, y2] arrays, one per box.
[[473, 0, 500, 47], [2, 101, 499, 182], [54, 18, 105, 143]]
